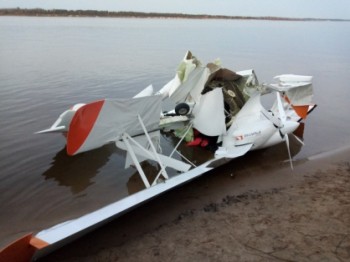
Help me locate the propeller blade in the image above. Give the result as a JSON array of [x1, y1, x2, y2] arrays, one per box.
[[293, 122, 305, 140], [276, 92, 286, 123], [276, 92, 297, 170], [292, 134, 305, 146], [292, 122, 305, 145], [285, 134, 294, 170]]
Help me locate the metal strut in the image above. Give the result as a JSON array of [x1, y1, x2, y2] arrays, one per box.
[[118, 115, 191, 188]]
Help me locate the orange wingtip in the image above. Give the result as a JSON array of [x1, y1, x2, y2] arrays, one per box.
[[30, 236, 49, 249], [292, 105, 309, 119], [0, 233, 39, 262]]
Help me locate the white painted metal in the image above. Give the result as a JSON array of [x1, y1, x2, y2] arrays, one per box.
[[122, 134, 151, 188], [215, 144, 253, 158], [274, 74, 312, 83], [35, 103, 85, 134], [33, 159, 215, 259], [137, 115, 169, 180], [117, 137, 191, 174], [192, 88, 226, 136]]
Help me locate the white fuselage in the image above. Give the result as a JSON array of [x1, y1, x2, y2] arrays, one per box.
[[222, 117, 299, 152]]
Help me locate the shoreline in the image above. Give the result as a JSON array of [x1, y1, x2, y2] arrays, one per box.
[[39, 147, 350, 261], [0, 9, 349, 22]]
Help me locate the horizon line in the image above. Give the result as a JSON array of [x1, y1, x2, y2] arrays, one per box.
[[0, 8, 349, 21]]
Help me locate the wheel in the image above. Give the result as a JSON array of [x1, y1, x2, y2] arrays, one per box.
[[175, 103, 190, 115]]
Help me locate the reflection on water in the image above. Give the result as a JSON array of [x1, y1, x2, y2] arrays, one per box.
[[42, 145, 115, 194], [261, 134, 304, 166], [126, 132, 217, 194], [127, 162, 160, 195], [162, 132, 215, 166], [214, 134, 304, 177]]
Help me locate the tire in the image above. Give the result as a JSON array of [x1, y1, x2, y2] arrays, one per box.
[[175, 103, 190, 115]]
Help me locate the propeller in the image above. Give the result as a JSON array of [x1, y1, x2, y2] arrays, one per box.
[[293, 122, 305, 146], [276, 92, 299, 170], [292, 133, 305, 146]]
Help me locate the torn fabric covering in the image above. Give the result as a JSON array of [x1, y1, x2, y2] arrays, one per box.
[[170, 63, 220, 104], [67, 95, 162, 155], [176, 51, 198, 83], [157, 51, 199, 99], [192, 88, 226, 137], [285, 83, 314, 106], [269, 83, 314, 119]]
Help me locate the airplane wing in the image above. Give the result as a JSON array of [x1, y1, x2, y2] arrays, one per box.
[[208, 143, 253, 168], [215, 143, 253, 159]]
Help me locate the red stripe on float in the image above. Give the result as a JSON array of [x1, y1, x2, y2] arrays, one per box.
[[0, 234, 37, 262], [67, 100, 104, 155]]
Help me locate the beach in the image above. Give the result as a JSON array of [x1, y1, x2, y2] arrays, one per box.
[[41, 147, 350, 262]]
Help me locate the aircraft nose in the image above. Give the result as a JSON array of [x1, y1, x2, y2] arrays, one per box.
[[281, 121, 300, 136]]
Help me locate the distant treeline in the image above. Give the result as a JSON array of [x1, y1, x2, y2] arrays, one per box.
[[0, 8, 349, 22]]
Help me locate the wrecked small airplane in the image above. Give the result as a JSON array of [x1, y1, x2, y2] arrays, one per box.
[[0, 51, 316, 261]]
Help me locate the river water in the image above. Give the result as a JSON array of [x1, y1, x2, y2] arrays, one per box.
[[0, 16, 349, 248]]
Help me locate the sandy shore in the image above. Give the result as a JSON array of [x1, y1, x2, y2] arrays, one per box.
[[41, 147, 350, 262]]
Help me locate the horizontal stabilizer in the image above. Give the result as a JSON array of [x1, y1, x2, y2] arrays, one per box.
[[274, 74, 312, 83], [35, 126, 66, 134], [268, 74, 313, 92], [267, 83, 310, 92]]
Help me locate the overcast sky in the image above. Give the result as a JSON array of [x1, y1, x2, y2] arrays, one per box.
[[0, 0, 349, 19]]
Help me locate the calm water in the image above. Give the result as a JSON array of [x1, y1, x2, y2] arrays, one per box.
[[0, 16, 350, 247]]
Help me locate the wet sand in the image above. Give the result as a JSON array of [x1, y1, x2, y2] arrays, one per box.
[[40, 147, 350, 262]]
